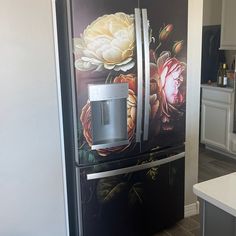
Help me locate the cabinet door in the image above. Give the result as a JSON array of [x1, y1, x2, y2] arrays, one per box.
[[201, 100, 230, 151], [220, 0, 236, 50]]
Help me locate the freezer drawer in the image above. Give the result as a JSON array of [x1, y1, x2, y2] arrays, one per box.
[[77, 151, 185, 236]]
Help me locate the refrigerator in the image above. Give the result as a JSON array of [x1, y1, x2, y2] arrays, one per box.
[[54, 0, 188, 235]]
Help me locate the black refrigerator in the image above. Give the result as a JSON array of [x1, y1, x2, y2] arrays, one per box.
[[54, 0, 188, 235]]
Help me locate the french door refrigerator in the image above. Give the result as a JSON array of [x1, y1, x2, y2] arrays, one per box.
[[54, 0, 188, 235]]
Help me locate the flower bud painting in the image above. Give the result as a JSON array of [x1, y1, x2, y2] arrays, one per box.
[[159, 24, 173, 41]]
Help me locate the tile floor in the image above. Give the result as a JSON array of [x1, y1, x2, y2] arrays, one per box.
[[154, 145, 236, 236], [153, 214, 200, 236], [198, 145, 236, 183]]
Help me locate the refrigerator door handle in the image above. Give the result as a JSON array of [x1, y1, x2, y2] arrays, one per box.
[[142, 9, 150, 141], [86, 152, 185, 180], [134, 8, 143, 143]]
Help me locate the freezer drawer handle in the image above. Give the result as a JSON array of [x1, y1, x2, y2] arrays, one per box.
[[86, 152, 185, 180], [134, 8, 143, 143], [142, 8, 150, 141]]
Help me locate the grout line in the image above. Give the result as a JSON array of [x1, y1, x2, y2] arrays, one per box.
[[177, 216, 200, 231], [177, 224, 200, 231], [180, 226, 194, 236], [177, 224, 195, 236], [190, 218, 200, 226], [177, 217, 200, 231]]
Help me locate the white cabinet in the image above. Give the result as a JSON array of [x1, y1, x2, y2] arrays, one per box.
[[220, 0, 236, 50], [201, 100, 230, 150], [201, 85, 234, 152]]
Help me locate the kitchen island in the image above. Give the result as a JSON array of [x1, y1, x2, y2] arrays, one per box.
[[193, 172, 236, 236]]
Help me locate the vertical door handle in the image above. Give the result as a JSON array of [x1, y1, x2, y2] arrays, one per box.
[[142, 9, 150, 141], [134, 8, 143, 143]]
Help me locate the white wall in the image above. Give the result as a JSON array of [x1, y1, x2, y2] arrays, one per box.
[[225, 50, 236, 68], [185, 0, 203, 207], [0, 0, 68, 235], [203, 0, 222, 25]]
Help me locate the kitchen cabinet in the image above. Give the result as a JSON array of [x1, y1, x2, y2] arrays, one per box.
[[201, 85, 234, 152], [220, 0, 236, 50]]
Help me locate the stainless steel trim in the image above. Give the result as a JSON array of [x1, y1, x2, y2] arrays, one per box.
[[87, 152, 185, 180], [142, 9, 150, 141], [135, 8, 143, 143], [75, 168, 83, 236], [66, 0, 79, 167], [65, 0, 83, 234], [91, 140, 129, 150], [88, 83, 129, 101], [51, 1, 70, 235]]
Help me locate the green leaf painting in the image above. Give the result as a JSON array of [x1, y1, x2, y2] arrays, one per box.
[[78, 150, 95, 163], [97, 177, 127, 203], [146, 167, 159, 181], [128, 182, 144, 206]]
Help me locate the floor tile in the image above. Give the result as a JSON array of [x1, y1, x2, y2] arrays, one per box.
[[178, 217, 199, 231], [190, 227, 201, 236], [198, 145, 236, 182], [166, 224, 194, 236], [190, 214, 200, 223]]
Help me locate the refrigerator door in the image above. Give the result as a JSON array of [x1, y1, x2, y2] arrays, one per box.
[[77, 146, 185, 236], [140, 1, 188, 152], [71, 0, 146, 165]]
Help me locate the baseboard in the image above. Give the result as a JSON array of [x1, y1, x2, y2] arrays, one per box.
[[184, 201, 199, 217], [206, 145, 236, 161]]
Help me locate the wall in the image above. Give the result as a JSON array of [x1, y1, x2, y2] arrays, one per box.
[[0, 0, 69, 236], [202, 0, 235, 68], [185, 0, 203, 208], [225, 51, 236, 69], [203, 0, 222, 25]]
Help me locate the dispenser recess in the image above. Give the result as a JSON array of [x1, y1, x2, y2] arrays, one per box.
[[88, 83, 129, 150]]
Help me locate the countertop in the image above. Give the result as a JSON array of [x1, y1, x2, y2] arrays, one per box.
[[193, 172, 236, 217], [201, 83, 234, 93]]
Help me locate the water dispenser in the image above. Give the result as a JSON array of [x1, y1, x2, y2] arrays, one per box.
[[88, 83, 129, 150]]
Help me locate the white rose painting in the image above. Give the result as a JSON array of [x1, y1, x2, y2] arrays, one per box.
[[74, 12, 135, 72]]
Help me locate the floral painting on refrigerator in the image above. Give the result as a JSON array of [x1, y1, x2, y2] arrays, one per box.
[[73, 9, 186, 161]]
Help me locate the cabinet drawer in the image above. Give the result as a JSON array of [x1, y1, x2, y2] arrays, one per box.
[[202, 89, 232, 104]]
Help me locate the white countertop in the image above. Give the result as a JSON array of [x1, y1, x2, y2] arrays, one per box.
[[201, 83, 234, 93], [193, 172, 236, 217]]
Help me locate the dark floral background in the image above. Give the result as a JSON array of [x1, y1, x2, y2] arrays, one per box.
[[71, 1, 187, 163]]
